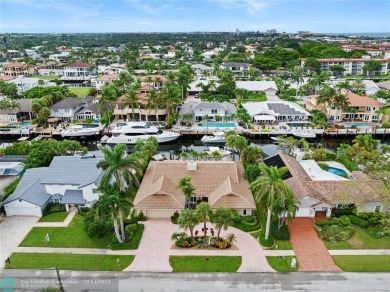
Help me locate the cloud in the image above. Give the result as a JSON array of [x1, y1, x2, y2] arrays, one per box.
[[124, 0, 161, 15], [211, 0, 269, 14]]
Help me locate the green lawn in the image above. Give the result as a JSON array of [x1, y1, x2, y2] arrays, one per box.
[[110, 224, 144, 250], [20, 215, 111, 248], [5, 253, 134, 271], [272, 239, 293, 250], [38, 212, 69, 222], [266, 256, 298, 272], [250, 230, 261, 239], [69, 87, 91, 97], [332, 255, 390, 272], [232, 221, 260, 232], [323, 228, 390, 250], [169, 256, 242, 272]]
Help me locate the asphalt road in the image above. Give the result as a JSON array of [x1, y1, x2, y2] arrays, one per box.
[[1, 270, 389, 291]]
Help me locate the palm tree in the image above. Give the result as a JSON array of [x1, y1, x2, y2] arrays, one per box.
[[196, 202, 213, 237], [212, 208, 236, 239], [99, 83, 120, 125], [179, 151, 189, 160], [97, 144, 144, 192], [352, 134, 379, 152], [146, 89, 160, 121], [289, 66, 305, 98], [96, 185, 130, 243], [177, 209, 198, 239], [123, 86, 140, 121], [333, 93, 350, 113], [274, 193, 299, 229], [317, 85, 336, 116], [352, 79, 366, 93], [226, 134, 237, 161], [234, 136, 248, 160], [190, 150, 199, 160], [336, 80, 351, 92], [250, 164, 293, 240], [211, 151, 222, 161], [178, 177, 196, 207]]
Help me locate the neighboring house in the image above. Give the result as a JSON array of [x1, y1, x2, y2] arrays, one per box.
[[0, 99, 34, 123], [74, 102, 108, 121], [1, 62, 33, 76], [9, 76, 55, 94], [361, 80, 380, 96], [38, 69, 63, 76], [95, 73, 119, 92], [114, 84, 167, 122], [140, 75, 168, 90], [61, 61, 96, 86], [300, 58, 390, 76], [179, 101, 236, 122], [50, 96, 95, 122], [3, 155, 103, 217], [306, 91, 383, 123], [264, 153, 389, 218], [236, 81, 278, 97], [0, 161, 25, 196], [133, 161, 256, 218], [191, 64, 213, 76], [243, 101, 311, 122], [377, 81, 390, 91], [220, 62, 251, 74]]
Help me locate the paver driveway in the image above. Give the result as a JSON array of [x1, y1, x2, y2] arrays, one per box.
[[289, 218, 340, 272], [0, 216, 38, 266], [125, 219, 274, 272]]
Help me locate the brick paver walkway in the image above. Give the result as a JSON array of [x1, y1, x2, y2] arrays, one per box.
[[289, 218, 341, 272]]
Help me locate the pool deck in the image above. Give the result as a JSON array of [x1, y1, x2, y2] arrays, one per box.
[[299, 160, 348, 181]]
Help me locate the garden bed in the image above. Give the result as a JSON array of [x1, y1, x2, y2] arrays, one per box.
[[171, 242, 238, 250], [169, 256, 242, 272]]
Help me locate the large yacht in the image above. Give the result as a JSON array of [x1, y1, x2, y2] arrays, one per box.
[[106, 122, 181, 144], [60, 125, 100, 138]]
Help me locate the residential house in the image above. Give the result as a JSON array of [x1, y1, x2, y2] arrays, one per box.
[[377, 81, 390, 91], [74, 102, 108, 121], [133, 161, 256, 218], [179, 101, 236, 122], [306, 91, 383, 123], [264, 152, 389, 218], [3, 155, 103, 217], [0, 99, 34, 123], [361, 80, 380, 96], [95, 73, 119, 92], [9, 76, 55, 94], [140, 75, 168, 91], [220, 62, 251, 75], [50, 96, 95, 122], [114, 84, 167, 122], [61, 61, 96, 86], [0, 160, 25, 195], [236, 81, 278, 97], [191, 64, 213, 76], [1, 62, 33, 77], [300, 58, 390, 76], [243, 101, 311, 122]]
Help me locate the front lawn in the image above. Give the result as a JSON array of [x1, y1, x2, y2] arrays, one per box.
[[20, 215, 111, 248], [332, 255, 390, 272], [69, 87, 91, 97], [323, 228, 390, 249], [272, 239, 293, 250], [5, 253, 134, 271], [169, 256, 242, 272], [39, 212, 69, 222], [266, 256, 298, 272], [110, 224, 144, 250]]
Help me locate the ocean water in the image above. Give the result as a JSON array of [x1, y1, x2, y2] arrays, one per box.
[[322, 32, 390, 38]]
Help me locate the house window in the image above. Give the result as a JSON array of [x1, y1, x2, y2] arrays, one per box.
[[92, 188, 98, 194], [366, 107, 371, 111], [211, 109, 217, 114], [190, 196, 197, 203], [364, 115, 369, 121], [65, 109, 70, 113], [374, 206, 381, 212], [53, 109, 58, 113], [243, 209, 247, 215]]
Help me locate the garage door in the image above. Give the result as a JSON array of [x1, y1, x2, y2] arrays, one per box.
[[7, 207, 41, 217], [295, 208, 310, 217], [146, 210, 172, 218]]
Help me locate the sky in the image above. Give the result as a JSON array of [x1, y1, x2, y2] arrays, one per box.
[[1, 0, 389, 33]]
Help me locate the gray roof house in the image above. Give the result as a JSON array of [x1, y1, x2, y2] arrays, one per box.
[[0, 99, 34, 123], [179, 101, 236, 122], [50, 96, 96, 122], [3, 155, 103, 217], [220, 62, 251, 73]]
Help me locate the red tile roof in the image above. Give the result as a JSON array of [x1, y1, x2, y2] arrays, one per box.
[[310, 92, 384, 107], [65, 61, 94, 68]]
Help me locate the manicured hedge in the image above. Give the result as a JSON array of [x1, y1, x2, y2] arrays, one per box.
[[339, 215, 351, 226], [270, 221, 290, 240], [348, 215, 368, 228], [315, 218, 339, 226], [332, 208, 355, 217], [259, 229, 274, 247]]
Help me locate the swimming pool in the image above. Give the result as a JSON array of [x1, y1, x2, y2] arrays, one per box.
[[343, 122, 370, 127], [327, 166, 348, 177], [7, 122, 32, 128], [198, 122, 236, 128]]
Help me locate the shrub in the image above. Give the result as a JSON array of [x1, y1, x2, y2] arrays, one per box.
[[214, 239, 230, 249], [137, 211, 147, 221], [259, 230, 274, 248], [317, 162, 329, 170], [336, 155, 360, 172], [3, 177, 22, 199], [339, 215, 351, 226], [242, 216, 258, 226], [83, 213, 113, 238], [173, 210, 180, 218], [315, 224, 355, 242], [315, 218, 339, 226], [171, 216, 178, 224], [366, 226, 387, 239], [348, 215, 368, 228], [123, 218, 137, 226], [270, 221, 290, 240], [42, 202, 66, 216], [126, 223, 138, 233], [382, 121, 390, 128], [332, 208, 355, 217], [357, 212, 388, 225]]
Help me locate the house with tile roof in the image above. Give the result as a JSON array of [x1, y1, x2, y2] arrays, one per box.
[[264, 152, 389, 218], [95, 73, 119, 92], [133, 161, 256, 218], [306, 90, 384, 123], [3, 155, 103, 217]]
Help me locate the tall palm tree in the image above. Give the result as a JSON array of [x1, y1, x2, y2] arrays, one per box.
[[146, 89, 160, 121], [178, 176, 196, 208], [352, 134, 379, 152], [250, 164, 293, 240], [317, 85, 336, 116], [274, 193, 299, 229], [352, 79, 366, 93], [97, 144, 144, 193], [99, 83, 120, 125], [333, 93, 350, 112], [123, 87, 140, 121], [234, 136, 248, 160], [196, 202, 213, 237], [336, 80, 352, 92], [289, 66, 305, 99], [177, 209, 198, 239], [212, 208, 237, 239], [96, 184, 130, 243]]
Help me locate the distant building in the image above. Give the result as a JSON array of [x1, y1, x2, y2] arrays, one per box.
[[61, 61, 96, 86]]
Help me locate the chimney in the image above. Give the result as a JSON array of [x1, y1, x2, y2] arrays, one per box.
[[187, 162, 197, 171]]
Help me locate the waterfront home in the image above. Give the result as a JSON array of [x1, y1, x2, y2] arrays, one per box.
[[61, 61, 96, 86], [264, 153, 389, 218], [133, 161, 256, 218], [242, 101, 311, 122], [1, 62, 34, 77], [50, 96, 95, 122], [95, 73, 119, 92], [0, 99, 34, 123], [236, 81, 278, 97], [114, 84, 167, 122], [179, 100, 236, 122], [140, 75, 168, 91], [306, 91, 383, 123], [220, 62, 251, 75], [9, 76, 55, 94], [3, 155, 103, 217]]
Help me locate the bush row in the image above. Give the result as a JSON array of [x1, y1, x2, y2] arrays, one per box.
[[348, 215, 368, 228], [42, 202, 66, 216], [270, 221, 290, 240]]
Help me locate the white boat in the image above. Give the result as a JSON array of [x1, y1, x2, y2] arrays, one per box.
[[292, 132, 316, 139], [107, 122, 180, 144], [205, 146, 231, 158], [201, 131, 226, 144], [60, 125, 100, 137]]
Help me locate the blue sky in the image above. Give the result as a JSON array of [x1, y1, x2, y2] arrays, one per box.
[[1, 0, 389, 33]]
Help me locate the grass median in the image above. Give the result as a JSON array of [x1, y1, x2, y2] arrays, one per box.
[[332, 255, 390, 272], [169, 256, 242, 272]]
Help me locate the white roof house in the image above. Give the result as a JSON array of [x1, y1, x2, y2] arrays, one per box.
[[361, 80, 380, 96], [236, 81, 278, 96], [243, 101, 311, 122]]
